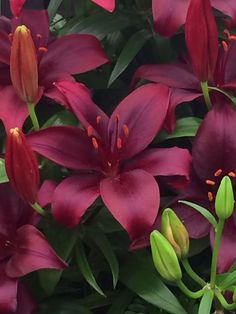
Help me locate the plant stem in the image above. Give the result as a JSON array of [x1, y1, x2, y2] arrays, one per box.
[[200, 81, 212, 110], [182, 259, 206, 286], [210, 219, 225, 287], [31, 202, 47, 216], [177, 280, 204, 299], [215, 290, 236, 310], [27, 103, 39, 130]]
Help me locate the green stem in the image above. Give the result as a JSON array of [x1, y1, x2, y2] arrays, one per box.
[[182, 259, 206, 287], [210, 219, 225, 287], [177, 280, 204, 299], [215, 291, 236, 310], [31, 202, 47, 216], [27, 103, 39, 130], [200, 81, 212, 110]]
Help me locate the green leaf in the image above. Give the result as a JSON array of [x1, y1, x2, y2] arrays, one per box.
[[107, 289, 134, 314], [108, 29, 151, 87], [67, 12, 134, 40], [48, 0, 64, 20], [198, 290, 214, 314], [87, 226, 119, 288], [42, 110, 78, 128], [157, 117, 202, 142], [179, 200, 217, 229], [76, 239, 106, 297], [219, 270, 236, 289], [0, 159, 8, 183], [120, 254, 187, 314], [38, 221, 78, 296]]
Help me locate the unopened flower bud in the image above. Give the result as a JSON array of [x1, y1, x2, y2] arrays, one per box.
[[10, 25, 39, 104], [161, 208, 189, 259], [150, 230, 182, 282], [215, 176, 234, 220], [5, 128, 39, 203]]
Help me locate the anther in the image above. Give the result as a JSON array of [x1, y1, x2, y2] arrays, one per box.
[[214, 169, 222, 177], [96, 115, 101, 124], [122, 124, 129, 136], [36, 33, 42, 39], [92, 137, 98, 150], [108, 162, 112, 167], [206, 179, 216, 186], [87, 125, 93, 137], [116, 137, 122, 150], [38, 47, 48, 52], [224, 29, 231, 38], [222, 40, 229, 52], [228, 171, 236, 177], [208, 192, 214, 202], [229, 35, 236, 41]]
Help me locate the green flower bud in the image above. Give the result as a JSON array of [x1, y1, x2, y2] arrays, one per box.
[[215, 176, 234, 220], [150, 230, 182, 282], [161, 208, 189, 259]]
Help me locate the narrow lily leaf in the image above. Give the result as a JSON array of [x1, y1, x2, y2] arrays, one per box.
[[107, 289, 134, 314], [198, 290, 214, 314], [108, 29, 152, 87], [76, 239, 106, 297], [179, 200, 217, 229], [48, 0, 64, 20], [38, 222, 78, 296], [0, 159, 9, 183], [219, 270, 236, 289], [87, 226, 119, 288], [157, 117, 202, 142], [120, 254, 187, 314]]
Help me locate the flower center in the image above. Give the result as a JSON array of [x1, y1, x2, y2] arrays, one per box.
[[205, 168, 236, 201], [221, 29, 236, 52]]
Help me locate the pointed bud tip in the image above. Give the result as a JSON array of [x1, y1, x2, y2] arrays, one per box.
[[215, 175, 235, 220]]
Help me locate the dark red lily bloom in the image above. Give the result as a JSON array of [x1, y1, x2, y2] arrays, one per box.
[[152, 0, 236, 36], [92, 0, 115, 12], [15, 283, 37, 314], [172, 102, 236, 272], [0, 9, 108, 131], [0, 183, 67, 313], [27, 81, 191, 242]]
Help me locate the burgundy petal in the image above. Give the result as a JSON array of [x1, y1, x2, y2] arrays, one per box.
[[53, 81, 109, 139], [27, 126, 102, 171], [109, 83, 170, 160], [52, 174, 100, 227], [10, 0, 26, 17], [0, 263, 18, 313], [0, 86, 28, 131], [193, 103, 236, 181], [210, 219, 236, 272], [152, 0, 190, 36], [0, 30, 11, 64], [37, 180, 57, 208], [6, 225, 67, 278], [16, 283, 37, 314], [132, 62, 199, 90], [212, 0, 236, 22], [39, 34, 108, 86], [185, 0, 218, 81], [165, 88, 202, 132], [100, 169, 160, 241], [124, 147, 191, 180], [12, 10, 49, 47], [92, 0, 115, 12]]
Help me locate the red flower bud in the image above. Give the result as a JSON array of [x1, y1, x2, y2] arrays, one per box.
[[10, 25, 39, 104], [5, 128, 39, 203], [185, 0, 218, 82]]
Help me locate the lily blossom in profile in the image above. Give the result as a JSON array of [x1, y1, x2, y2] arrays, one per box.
[[27, 81, 191, 243]]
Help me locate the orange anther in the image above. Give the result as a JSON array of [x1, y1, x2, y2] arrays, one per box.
[[229, 35, 236, 41], [92, 137, 98, 150], [38, 47, 48, 52], [228, 171, 236, 177], [222, 40, 229, 52], [123, 124, 129, 136], [116, 137, 122, 150], [87, 125, 93, 137], [214, 169, 222, 177], [96, 115, 102, 124], [206, 179, 216, 186], [36, 33, 42, 38], [208, 192, 214, 202]]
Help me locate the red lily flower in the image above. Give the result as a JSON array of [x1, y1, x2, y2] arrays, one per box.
[[172, 102, 236, 272], [15, 283, 37, 314], [27, 81, 191, 243], [92, 0, 115, 12], [152, 0, 236, 36], [0, 9, 108, 131], [0, 183, 67, 313], [10, 0, 26, 17]]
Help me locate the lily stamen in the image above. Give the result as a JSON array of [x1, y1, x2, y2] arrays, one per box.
[[96, 115, 102, 124], [208, 192, 214, 202], [214, 169, 222, 177], [123, 124, 129, 136], [87, 125, 93, 137], [228, 171, 236, 177], [206, 179, 216, 186], [221, 40, 228, 52], [38, 47, 48, 52], [116, 137, 122, 150], [92, 137, 99, 150]]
